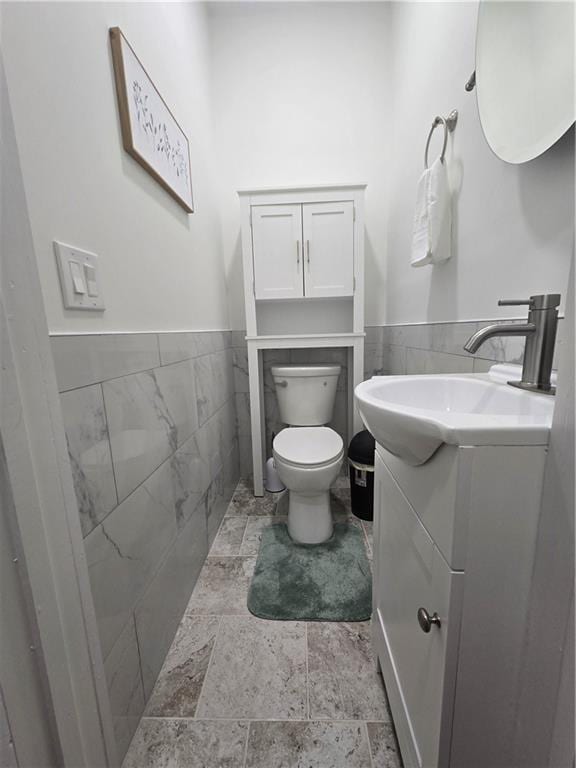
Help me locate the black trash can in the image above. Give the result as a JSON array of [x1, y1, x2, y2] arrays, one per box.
[[348, 430, 375, 521]]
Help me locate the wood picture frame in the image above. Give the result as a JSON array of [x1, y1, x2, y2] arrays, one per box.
[[109, 26, 194, 213]]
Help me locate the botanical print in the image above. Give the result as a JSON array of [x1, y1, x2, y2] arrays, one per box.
[[131, 81, 190, 188], [110, 27, 193, 212]]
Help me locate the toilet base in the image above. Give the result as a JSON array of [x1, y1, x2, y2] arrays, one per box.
[[287, 490, 333, 544]]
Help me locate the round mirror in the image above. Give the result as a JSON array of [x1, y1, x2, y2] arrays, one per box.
[[476, 1, 575, 164]]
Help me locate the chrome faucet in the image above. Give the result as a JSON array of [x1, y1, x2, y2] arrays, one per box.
[[463, 294, 561, 395]]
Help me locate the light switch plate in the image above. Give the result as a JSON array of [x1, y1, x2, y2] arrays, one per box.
[[54, 241, 105, 311]]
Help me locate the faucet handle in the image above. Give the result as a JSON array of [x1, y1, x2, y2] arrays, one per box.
[[498, 298, 533, 307], [499, 294, 561, 310]]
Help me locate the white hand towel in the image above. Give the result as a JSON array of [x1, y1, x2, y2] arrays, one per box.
[[411, 157, 452, 268]]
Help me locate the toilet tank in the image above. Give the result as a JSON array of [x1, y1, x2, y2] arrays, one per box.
[[271, 365, 341, 426]]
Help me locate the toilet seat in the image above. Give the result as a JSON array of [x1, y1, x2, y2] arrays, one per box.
[[273, 427, 344, 468]]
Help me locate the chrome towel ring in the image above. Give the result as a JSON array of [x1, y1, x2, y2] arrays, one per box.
[[424, 109, 458, 169]]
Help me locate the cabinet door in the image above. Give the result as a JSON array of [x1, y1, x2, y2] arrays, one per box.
[[251, 205, 303, 300], [373, 454, 463, 768], [302, 201, 354, 297]]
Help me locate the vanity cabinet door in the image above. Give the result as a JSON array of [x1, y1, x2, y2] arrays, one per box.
[[302, 201, 354, 297], [373, 454, 463, 768], [251, 205, 304, 300]]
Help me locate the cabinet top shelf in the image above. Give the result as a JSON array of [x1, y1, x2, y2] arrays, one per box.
[[237, 183, 367, 197], [246, 332, 365, 340], [245, 333, 365, 350]]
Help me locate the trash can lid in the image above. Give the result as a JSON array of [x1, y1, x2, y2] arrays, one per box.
[[348, 430, 375, 465]]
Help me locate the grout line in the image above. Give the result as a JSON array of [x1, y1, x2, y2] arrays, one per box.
[[193, 616, 222, 719], [155, 333, 162, 366], [183, 613, 253, 618], [305, 623, 310, 721], [132, 614, 147, 707], [50, 328, 234, 337], [364, 721, 375, 768], [237, 515, 252, 556], [140, 715, 389, 723], [99, 381, 120, 509], [242, 721, 251, 768]]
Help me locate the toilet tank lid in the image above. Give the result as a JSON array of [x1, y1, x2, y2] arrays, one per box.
[[271, 364, 341, 378]]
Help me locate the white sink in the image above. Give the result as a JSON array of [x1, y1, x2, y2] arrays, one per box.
[[354, 369, 554, 465]]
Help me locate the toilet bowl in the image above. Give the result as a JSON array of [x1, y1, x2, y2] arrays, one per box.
[[271, 364, 343, 544], [273, 426, 343, 543]]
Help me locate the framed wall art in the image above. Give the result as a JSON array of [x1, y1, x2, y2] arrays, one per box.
[[110, 26, 194, 213]]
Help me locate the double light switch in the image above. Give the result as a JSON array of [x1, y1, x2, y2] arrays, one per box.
[[55, 241, 105, 311]]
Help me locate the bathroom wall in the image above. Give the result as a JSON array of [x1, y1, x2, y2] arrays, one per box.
[[209, 0, 573, 468], [372, 2, 573, 379], [209, 1, 573, 333], [2, 5, 239, 762], [208, 1, 392, 329], [210, 1, 391, 468], [384, 1, 574, 326], [52, 330, 238, 758], [1, 2, 229, 333]]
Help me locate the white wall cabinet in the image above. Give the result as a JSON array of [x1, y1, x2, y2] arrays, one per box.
[[252, 204, 303, 300], [372, 441, 549, 768], [252, 201, 354, 300], [239, 185, 366, 495], [302, 201, 354, 297]]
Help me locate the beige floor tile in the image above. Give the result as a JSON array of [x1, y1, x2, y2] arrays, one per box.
[[210, 517, 248, 556], [308, 622, 389, 720], [145, 616, 219, 717], [123, 718, 248, 767], [185, 557, 255, 616], [245, 721, 372, 768], [367, 721, 402, 767], [196, 616, 307, 720]]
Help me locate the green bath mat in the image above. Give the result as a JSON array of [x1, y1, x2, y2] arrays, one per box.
[[247, 523, 372, 621]]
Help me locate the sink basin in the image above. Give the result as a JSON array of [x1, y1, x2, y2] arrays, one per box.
[[354, 371, 554, 465]]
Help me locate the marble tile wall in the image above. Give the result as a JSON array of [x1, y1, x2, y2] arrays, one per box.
[[366, 318, 565, 377], [52, 331, 239, 762]]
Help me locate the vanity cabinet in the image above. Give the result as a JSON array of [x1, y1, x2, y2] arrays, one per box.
[[252, 201, 354, 300], [372, 441, 549, 768]]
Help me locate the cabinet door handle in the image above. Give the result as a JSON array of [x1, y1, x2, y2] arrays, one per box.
[[296, 240, 300, 265], [306, 239, 311, 266], [417, 607, 441, 633]]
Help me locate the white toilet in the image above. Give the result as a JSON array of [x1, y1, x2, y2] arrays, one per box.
[[271, 364, 344, 544]]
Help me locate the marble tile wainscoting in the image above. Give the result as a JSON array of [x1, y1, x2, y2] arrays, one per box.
[[52, 331, 240, 761], [365, 319, 565, 378]]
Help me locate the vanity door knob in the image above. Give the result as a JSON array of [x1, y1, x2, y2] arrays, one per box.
[[417, 607, 441, 633]]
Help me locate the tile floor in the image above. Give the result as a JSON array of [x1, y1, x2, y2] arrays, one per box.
[[123, 478, 401, 768]]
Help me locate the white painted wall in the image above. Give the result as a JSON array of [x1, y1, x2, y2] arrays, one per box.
[[385, 1, 574, 324], [2, 2, 230, 333], [3, 1, 572, 333], [208, 1, 391, 329]]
